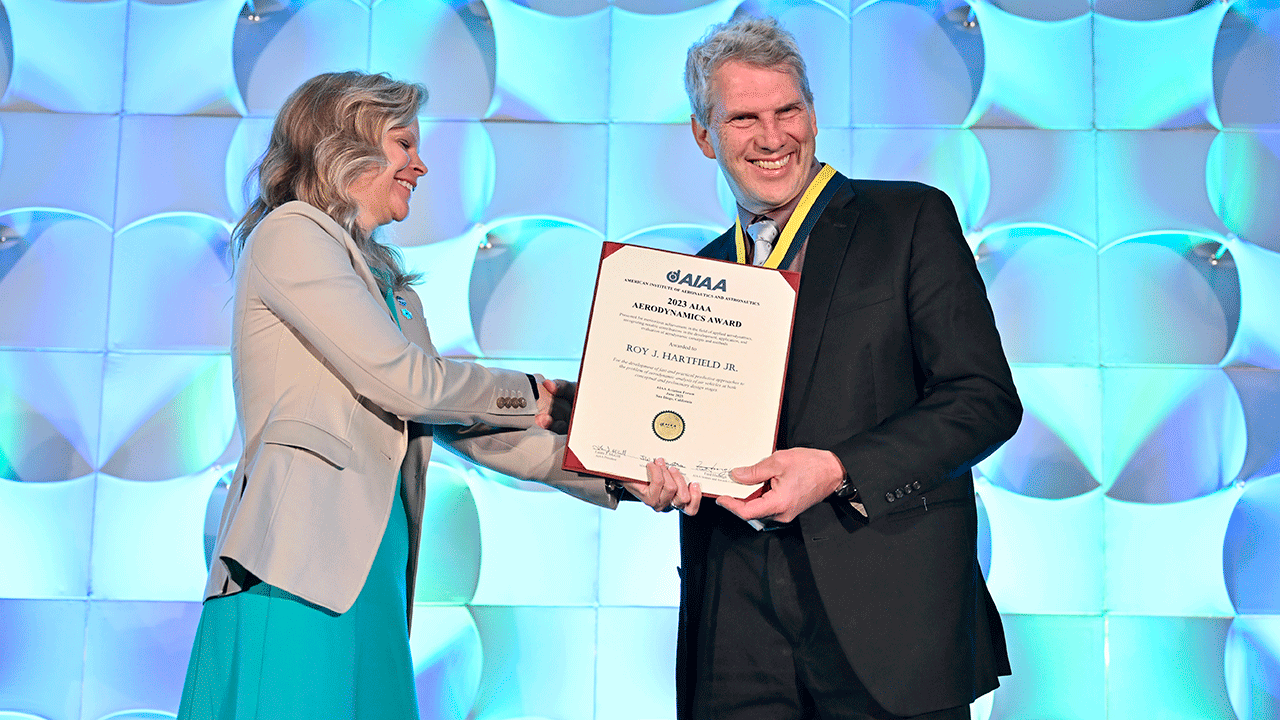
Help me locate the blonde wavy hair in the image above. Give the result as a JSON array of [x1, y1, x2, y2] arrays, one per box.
[[231, 71, 425, 291]]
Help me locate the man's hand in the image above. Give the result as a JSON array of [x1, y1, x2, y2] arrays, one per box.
[[717, 448, 845, 524], [624, 458, 704, 515], [535, 379, 575, 433]]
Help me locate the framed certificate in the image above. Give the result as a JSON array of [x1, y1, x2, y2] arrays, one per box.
[[563, 243, 799, 498]]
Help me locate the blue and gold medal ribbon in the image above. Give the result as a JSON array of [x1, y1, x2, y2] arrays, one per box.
[[734, 163, 841, 268]]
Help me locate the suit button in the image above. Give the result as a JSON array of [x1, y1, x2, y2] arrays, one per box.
[[885, 492, 895, 503], [519, 398, 527, 408], [895, 489, 904, 499], [904, 485, 913, 494], [913, 481, 922, 490]]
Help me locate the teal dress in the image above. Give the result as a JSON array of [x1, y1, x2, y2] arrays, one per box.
[[179, 286, 418, 719]]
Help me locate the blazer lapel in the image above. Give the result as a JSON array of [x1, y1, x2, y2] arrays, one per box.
[[289, 201, 391, 317], [783, 183, 860, 440], [340, 231, 395, 321]]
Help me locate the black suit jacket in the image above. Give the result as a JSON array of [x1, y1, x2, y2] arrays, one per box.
[[678, 178, 1021, 717]]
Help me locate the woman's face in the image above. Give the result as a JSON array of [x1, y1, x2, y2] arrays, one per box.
[[349, 119, 427, 233]]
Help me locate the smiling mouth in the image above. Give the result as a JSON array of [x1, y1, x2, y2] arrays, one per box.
[[396, 179, 415, 192], [751, 154, 791, 170]]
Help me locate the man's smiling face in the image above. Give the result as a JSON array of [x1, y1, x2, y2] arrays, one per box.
[[692, 60, 818, 216]]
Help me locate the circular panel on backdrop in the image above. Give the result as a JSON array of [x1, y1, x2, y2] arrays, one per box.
[[849, 128, 989, 231], [123, 0, 245, 116], [1099, 233, 1240, 365], [1213, 3, 1280, 129], [0, 351, 103, 482], [483, 0, 609, 122], [1224, 476, 1280, 614], [110, 214, 234, 352], [370, 0, 495, 120], [1207, 131, 1280, 253], [411, 606, 483, 720], [0, 210, 112, 350], [414, 460, 482, 605], [1223, 367, 1280, 484], [1093, 3, 1228, 129], [1102, 367, 1246, 504], [469, 217, 603, 358], [1224, 616, 1280, 719], [1221, 236, 1280, 369], [963, 3, 1093, 128], [98, 355, 237, 482], [232, 0, 369, 117], [973, 224, 1096, 365], [851, 0, 984, 127], [977, 366, 1103, 500], [0, 0, 125, 113]]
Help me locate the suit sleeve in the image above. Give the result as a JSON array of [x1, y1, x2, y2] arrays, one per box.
[[244, 208, 538, 428], [389, 285, 618, 508], [831, 187, 1021, 521]]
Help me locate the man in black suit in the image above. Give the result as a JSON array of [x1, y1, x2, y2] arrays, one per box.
[[634, 15, 1023, 720]]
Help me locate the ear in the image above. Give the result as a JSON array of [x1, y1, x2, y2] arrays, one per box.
[[691, 115, 717, 160]]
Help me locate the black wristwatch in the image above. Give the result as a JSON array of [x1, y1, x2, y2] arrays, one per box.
[[834, 473, 858, 499]]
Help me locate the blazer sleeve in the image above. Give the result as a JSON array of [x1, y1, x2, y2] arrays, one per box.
[[434, 424, 619, 509], [830, 187, 1021, 521], [243, 207, 538, 427], [391, 285, 617, 508]]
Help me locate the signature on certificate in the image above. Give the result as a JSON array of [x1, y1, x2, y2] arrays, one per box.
[[695, 461, 730, 478], [592, 445, 628, 459]]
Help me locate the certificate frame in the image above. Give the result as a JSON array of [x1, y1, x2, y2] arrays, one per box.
[[563, 242, 799, 499]]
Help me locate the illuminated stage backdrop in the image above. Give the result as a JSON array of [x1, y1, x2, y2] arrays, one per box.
[[1, 1, 1279, 719]]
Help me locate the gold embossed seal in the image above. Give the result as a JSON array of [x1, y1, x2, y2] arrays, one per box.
[[652, 411, 685, 441]]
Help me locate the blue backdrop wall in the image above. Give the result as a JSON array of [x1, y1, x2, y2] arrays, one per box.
[[1, 1, 1279, 718]]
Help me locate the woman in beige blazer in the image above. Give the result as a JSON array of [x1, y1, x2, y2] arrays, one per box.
[[177, 71, 610, 719]]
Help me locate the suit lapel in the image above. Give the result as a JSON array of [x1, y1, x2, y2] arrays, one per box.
[[698, 187, 863, 443], [783, 183, 860, 441], [699, 228, 736, 262]]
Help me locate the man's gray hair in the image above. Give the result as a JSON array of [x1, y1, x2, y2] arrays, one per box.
[[684, 15, 814, 128]]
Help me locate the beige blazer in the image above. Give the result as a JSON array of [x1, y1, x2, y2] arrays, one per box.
[[207, 201, 610, 614], [394, 286, 616, 626]]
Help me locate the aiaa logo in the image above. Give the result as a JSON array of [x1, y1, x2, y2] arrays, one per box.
[[665, 269, 728, 292]]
